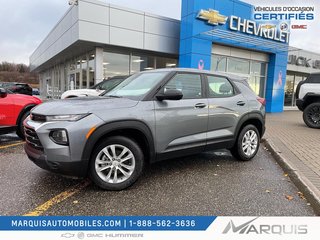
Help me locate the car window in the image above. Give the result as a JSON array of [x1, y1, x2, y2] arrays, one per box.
[[100, 79, 123, 91], [164, 73, 202, 99], [207, 75, 234, 98], [104, 72, 168, 100], [2, 83, 13, 87]]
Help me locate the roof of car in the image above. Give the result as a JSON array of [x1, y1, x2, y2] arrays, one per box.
[[144, 68, 247, 81]]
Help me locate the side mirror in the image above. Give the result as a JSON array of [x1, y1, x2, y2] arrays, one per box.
[[0, 88, 7, 98], [156, 89, 183, 101]]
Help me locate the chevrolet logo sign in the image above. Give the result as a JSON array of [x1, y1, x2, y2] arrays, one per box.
[[197, 9, 228, 25], [261, 24, 276, 29]]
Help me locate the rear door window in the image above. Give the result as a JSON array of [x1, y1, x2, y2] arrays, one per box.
[[207, 75, 235, 98]]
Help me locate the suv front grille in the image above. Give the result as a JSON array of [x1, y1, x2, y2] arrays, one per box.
[[25, 127, 43, 151]]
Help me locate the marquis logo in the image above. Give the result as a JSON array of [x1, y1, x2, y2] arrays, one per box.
[[197, 9, 228, 25], [222, 217, 308, 235]]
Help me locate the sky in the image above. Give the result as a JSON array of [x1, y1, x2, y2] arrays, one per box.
[[0, 0, 318, 65]]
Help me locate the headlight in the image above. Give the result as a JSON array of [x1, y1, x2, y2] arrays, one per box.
[[46, 114, 89, 122], [50, 129, 69, 145]]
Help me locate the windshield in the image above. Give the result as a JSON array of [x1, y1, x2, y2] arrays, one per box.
[[102, 72, 168, 100]]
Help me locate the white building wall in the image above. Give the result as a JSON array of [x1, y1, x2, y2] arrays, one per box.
[[30, 0, 180, 71], [30, 7, 79, 71]]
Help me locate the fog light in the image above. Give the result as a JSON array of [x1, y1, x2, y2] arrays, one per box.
[[50, 129, 69, 145]]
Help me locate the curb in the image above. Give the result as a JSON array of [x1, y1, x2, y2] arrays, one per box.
[[263, 138, 320, 216]]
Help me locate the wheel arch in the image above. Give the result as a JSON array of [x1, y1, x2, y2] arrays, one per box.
[[303, 94, 320, 108], [16, 104, 36, 126], [234, 112, 265, 141], [81, 120, 155, 169]]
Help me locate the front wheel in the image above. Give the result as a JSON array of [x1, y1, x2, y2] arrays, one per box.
[[303, 102, 320, 129], [89, 136, 144, 190], [230, 124, 260, 161]]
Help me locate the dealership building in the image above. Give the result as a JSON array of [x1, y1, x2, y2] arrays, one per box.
[[30, 0, 320, 112]]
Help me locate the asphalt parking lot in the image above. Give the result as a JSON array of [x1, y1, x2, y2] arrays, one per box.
[[0, 133, 316, 216]]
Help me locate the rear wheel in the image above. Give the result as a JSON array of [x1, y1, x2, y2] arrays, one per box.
[[16, 111, 29, 139], [303, 102, 320, 129], [89, 136, 144, 190], [230, 124, 260, 161]]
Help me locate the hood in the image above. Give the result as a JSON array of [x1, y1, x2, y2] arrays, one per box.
[[32, 97, 138, 115], [14, 93, 42, 104]]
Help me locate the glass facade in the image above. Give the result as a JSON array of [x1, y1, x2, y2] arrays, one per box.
[[103, 52, 130, 79], [211, 54, 268, 97], [131, 55, 155, 73], [103, 51, 178, 78], [67, 53, 95, 91], [284, 73, 307, 106], [40, 49, 177, 99]]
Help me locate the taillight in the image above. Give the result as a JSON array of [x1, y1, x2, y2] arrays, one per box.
[[257, 97, 266, 106]]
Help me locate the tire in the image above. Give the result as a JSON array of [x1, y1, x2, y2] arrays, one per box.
[[303, 102, 320, 129], [89, 136, 144, 190], [230, 124, 260, 161], [16, 111, 29, 139]]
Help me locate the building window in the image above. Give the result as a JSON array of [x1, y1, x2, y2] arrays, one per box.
[[227, 57, 250, 75], [131, 55, 155, 74], [211, 54, 267, 97], [89, 54, 95, 87], [211, 55, 227, 72], [103, 52, 130, 79], [284, 74, 294, 106], [284, 73, 307, 107], [81, 56, 88, 88], [156, 57, 177, 69]]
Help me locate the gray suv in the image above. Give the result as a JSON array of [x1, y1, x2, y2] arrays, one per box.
[[24, 69, 265, 190]]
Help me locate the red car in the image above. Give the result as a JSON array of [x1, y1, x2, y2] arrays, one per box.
[[0, 88, 42, 139]]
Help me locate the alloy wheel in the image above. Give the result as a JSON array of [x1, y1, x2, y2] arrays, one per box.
[[241, 130, 258, 157], [95, 144, 135, 184]]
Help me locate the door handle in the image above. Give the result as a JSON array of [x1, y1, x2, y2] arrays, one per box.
[[194, 103, 207, 109], [237, 101, 246, 106]]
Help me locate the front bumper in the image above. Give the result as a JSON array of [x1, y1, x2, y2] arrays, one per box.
[[24, 143, 87, 177], [23, 113, 104, 177]]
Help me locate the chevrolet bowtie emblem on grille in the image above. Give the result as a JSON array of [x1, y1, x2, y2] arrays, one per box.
[[197, 9, 228, 25]]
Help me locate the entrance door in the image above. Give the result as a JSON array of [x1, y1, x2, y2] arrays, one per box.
[[69, 74, 75, 90], [69, 71, 81, 90]]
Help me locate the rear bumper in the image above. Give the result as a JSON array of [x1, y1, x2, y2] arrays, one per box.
[[24, 143, 88, 177]]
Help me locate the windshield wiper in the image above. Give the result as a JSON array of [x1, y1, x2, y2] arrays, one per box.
[[105, 95, 122, 98]]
